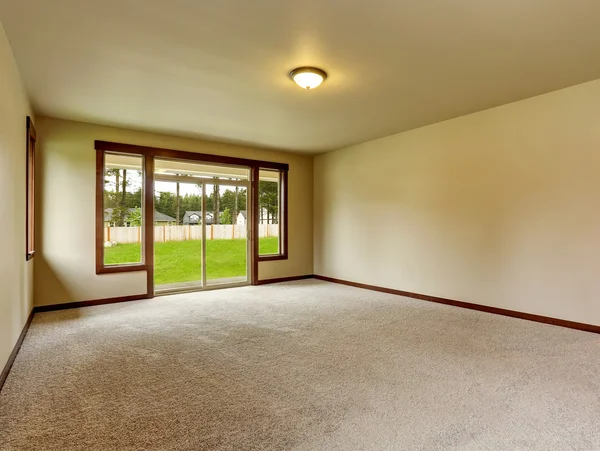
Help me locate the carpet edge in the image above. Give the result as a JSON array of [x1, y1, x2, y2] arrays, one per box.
[[0, 308, 35, 393], [314, 275, 600, 334]]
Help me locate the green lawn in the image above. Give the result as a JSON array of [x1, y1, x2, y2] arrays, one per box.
[[105, 238, 279, 285]]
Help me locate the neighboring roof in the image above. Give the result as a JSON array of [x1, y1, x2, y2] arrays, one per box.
[[104, 208, 176, 223], [153, 211, 177, 222]]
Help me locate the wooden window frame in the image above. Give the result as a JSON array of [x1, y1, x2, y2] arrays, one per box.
[[26, 117, 36, 261], [94, 141, 289, 288], [96, 150, 148, 274], [255, 169, 288, 262]]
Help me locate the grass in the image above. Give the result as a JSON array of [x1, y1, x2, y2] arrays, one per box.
[[105, 238, 279, 285], [259, 234, 280, 255]]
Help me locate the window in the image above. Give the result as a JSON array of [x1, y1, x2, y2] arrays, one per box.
[[257, 168, 287, 259], [97, 151, 146, 273], [26, 117, 36, 261], [95, 140, 289, 287]]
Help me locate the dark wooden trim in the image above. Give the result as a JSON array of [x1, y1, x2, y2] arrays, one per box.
[[96, 142, 291, 287], [97, 264, 147, 274], [0, 309, 35, 393], [34, 294, 147, 313], [251, 167, 260, 285], [314, 275, 600, 334], [95, 141, 289, 171], [144, 155, 155, 298], [26, 116, 36, 140], [96, 151, 147, 275], [25, 117, 36, 261], [256, 254, 288, 262], [257, 274, 313, 285], [95, 150, 105, 273], [256, 169, 289, 262], [282, 169, 289, 258]]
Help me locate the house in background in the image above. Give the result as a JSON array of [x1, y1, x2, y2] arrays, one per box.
[[153, 211, 178, 225], [237, 209, 276, 225], [104, 208, 176, 226], [183, 211, 215, 225]]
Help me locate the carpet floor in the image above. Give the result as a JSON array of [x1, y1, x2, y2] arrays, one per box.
[[1, 280, 599, 450]]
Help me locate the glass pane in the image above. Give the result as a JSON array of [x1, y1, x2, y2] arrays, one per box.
[[258, 169, 280, 255], [152, 158, 250, 291], [153, 176, 203, 290], [103, 153, 144, 265], [206, 180, 249, 286], [27, 136, 35, 254]]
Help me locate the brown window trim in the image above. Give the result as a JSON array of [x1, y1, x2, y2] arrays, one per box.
[[144, 155, 155, 297], [256, 169, 288, 262], [95, 141, 288, 171], [26, 117, 36, 261], [95, 150, 147, 274], [95, 149, 105, 273], [97, 264, 148, 274], [257, 255, 288, 262], [95, 141, 289, 287]]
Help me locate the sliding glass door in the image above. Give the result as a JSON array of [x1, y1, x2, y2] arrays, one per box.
[[153, 177, 204, 293], [204, 178, 249, 287], [153, 158, 250, 294]]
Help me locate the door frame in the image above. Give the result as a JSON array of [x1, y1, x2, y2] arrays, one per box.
[[152, 161, 252, 296]]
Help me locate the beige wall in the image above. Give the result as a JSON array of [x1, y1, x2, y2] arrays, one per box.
[[315, 79, 600, 326], [0, 23, 34, 369], [35, 118, 313, 307]]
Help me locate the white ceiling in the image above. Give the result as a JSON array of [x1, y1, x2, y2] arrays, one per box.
[[2, 0, 600, 154]]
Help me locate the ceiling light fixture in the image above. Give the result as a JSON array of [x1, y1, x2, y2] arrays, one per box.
[[289, 67, 327, 90]]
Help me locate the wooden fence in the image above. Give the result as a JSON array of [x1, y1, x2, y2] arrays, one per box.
[[104, 224, 279, 244]]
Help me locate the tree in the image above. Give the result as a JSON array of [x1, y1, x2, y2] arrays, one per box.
[[110, 205, 129, 227], [220, 208, 232, 225], [181, 194, 202, 222], [205, 194, 214, 213], [104, 169, 142, 226], [259, 180, 279, 224], [176, 182, 181, 225], [155, 191, 177, 220], [127, 207, 142, 226], [104, 188, 142, 209], [234, 186, 239, 226], [213, 179, 220, 224], [113, 169, 120, 199], [221, 188, 246, 219], [121, 169, 127, 207]]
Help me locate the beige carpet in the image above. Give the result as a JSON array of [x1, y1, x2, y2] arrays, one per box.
[[1, 280, 599, 450]]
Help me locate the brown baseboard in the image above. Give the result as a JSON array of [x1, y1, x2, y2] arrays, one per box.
[[257, 275, 314, 285], [0, 308, 35, 393], [34, 294, 148, 313], [314, 275, 600, 334]]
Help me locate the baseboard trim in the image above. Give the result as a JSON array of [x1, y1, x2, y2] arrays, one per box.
[[0, 308, 35, 393], [314, 275, 600, 334], [34, 294, 148, 313], [256, 275, 315, 285]]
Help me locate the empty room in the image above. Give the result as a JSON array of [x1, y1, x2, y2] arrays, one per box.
[[1, 1, 599, 450]]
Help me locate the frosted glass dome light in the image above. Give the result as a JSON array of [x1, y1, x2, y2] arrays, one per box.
[[289, 67, 327, 90]]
